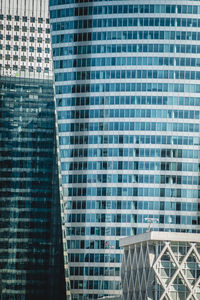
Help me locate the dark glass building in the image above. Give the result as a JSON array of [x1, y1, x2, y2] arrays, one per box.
[[0, 0, 66, 299], [0, 74, 64, 299], [50, 0, 200, 299]]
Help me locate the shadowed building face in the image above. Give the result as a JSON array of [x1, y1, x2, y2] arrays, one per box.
[[0, 1, 66, 299]]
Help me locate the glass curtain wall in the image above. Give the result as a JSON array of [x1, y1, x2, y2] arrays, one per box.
[[50, 1, 200, 299]]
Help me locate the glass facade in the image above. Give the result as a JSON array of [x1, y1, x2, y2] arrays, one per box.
[[0, 0, 66, 299], [0, 74, 65, 300], [50, 1, 200, 298]]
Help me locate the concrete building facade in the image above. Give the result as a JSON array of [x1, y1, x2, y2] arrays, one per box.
[[120, 232, 200, 300]]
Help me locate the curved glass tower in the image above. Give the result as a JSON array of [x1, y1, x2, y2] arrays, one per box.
[[50, 1, 200, 299]]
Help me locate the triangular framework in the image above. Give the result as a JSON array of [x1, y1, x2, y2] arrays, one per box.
[[121, 239, 200, 300], [154, 242, 200, 300]]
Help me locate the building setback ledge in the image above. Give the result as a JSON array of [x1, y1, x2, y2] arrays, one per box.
[[119, 231, 200, 248]]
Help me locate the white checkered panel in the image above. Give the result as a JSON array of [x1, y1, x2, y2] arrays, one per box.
[[0, 0, 52, 78]]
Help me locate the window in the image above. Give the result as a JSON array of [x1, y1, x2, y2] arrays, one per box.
[[14, 16, 19, 21], [37, 57, 42, 63], [7, 15, 11, 21], [13, 45, 18, 51], [30, 27, 35, 32], [37, 47, 42, 53], [13, 55, 18, 61], [38, 28, 43, 33], [22, 26, 27, 32], [6, 35, 11, 40], [29, 66, 34, 72], [37, 37, 42, 43], [29, 46, 34, 52], [45, 38, 50, 43], [38, 18, 43, 23], [22, 16, 27, 22], [0, 25, 3, 30], [30, 17, 35, 23], [21, 46, 26, 51], [5, 54, 10, 60], [46, 28, 50, 34], [6, 25, 11, 31], [45, 58, 49, 63], [6, 45, 10, 50], [13, 65, 18, 70], [21, 66, 26, 71], [45, 48, 50, 53], [14, 35, 19, 41], [29, 56, 34, 62], [21, 56, 26, 61], [37, 67, 41, 72], [22, 36, 26, 41], [46, 18, 49, 24], [0, 15, 3, 20], [14, 25, 19, 31], [30, 37, 34, 42]]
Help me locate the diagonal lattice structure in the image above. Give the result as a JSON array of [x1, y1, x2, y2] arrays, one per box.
[[120, 232, 200, 300]]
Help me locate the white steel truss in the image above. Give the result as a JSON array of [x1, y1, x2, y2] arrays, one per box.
[[121, 234, 200, 300]]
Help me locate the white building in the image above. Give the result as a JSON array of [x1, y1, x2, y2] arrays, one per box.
[[120, 232, 200, 300], [0, 0, 52, 78]]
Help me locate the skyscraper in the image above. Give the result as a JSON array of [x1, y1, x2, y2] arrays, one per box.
[[0, 0, 65, 299], [50, 1, 200, 299]]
